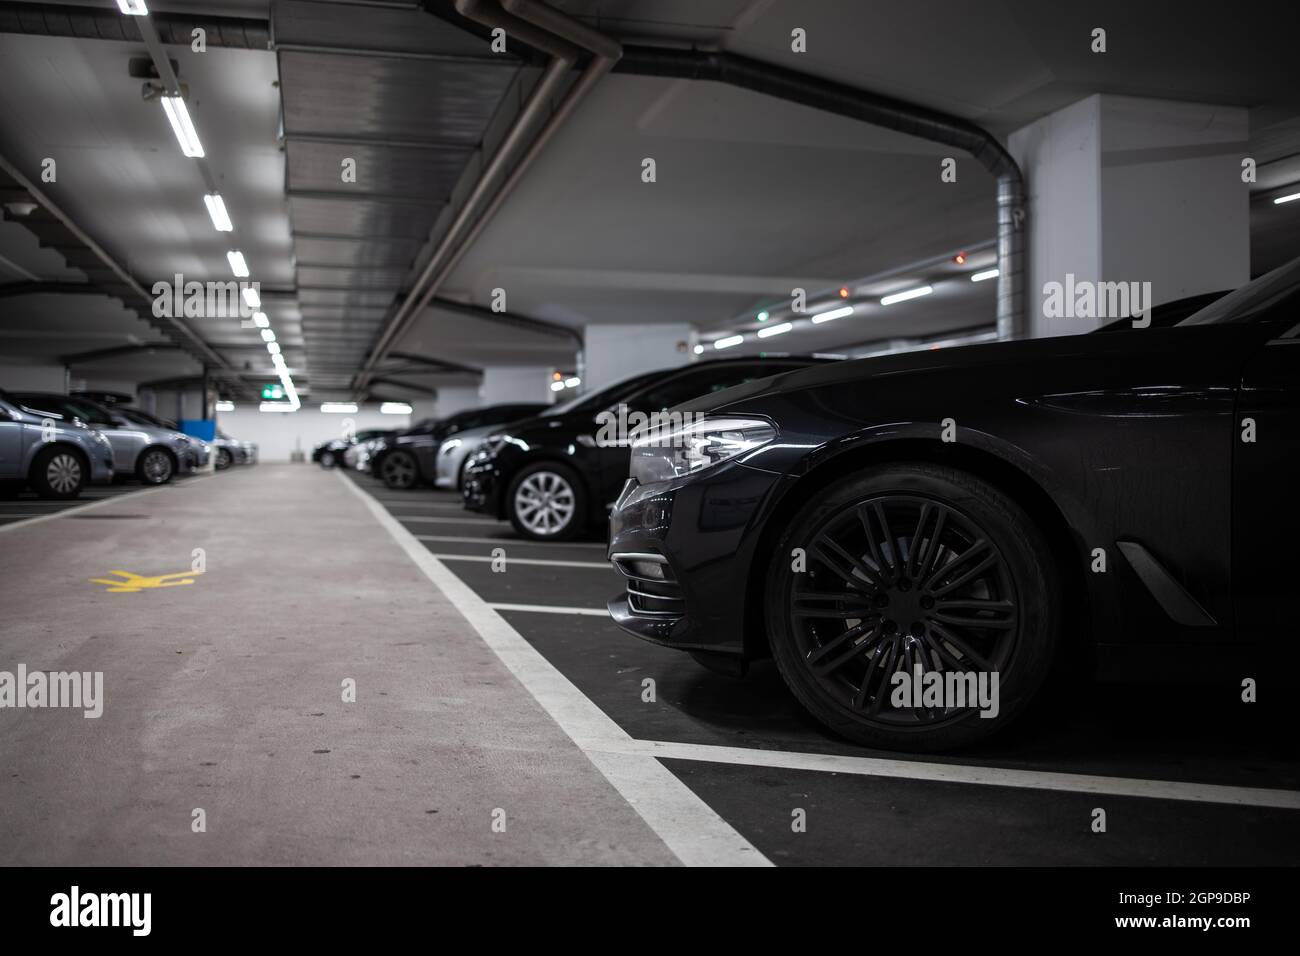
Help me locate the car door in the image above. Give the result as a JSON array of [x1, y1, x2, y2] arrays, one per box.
[[0, 403, 22, 479], [1233, 318, 1300, 652]]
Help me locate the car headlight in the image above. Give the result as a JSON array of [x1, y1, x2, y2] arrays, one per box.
[[481, 434, 506, 456], [440, 438, 462, 456], [629, 416, 776, 484]]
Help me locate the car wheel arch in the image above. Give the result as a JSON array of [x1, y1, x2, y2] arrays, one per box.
[[742, 436, 1093, 668], [500, 452, 593, 518], [29, 441, 88, 477]]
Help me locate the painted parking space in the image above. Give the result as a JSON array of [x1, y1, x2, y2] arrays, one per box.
[[347, 472, 1300, 865]]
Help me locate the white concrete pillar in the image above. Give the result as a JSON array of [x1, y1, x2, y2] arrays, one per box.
[[0, 363, 68, 392], [433, 386, 479, 418], [582, 323, 694, 391], [1009, 95, 1250, 337], [479, 366, 552, 406]]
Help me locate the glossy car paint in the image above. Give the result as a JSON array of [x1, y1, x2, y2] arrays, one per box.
[[10, 392, 192, 480], [607, 294, 1300, 680], [462, 359, 825, 529], [375, 404, 547, 489], [0, 391, 115, 491]]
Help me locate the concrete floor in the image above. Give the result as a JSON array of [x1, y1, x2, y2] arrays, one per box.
[[0, 465, 678, 865]]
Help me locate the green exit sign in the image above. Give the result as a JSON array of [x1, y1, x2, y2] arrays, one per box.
[[261, 384, 284, 400]]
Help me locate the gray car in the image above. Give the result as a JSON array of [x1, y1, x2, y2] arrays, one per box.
[[435, 423, 502, 491], [12, 392, 191, 486], [212, 432, 257, 470], [115, 407, 211, 473], [0, 390, 115, 498]]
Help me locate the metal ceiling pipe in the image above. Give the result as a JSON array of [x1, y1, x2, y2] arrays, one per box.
[[613, 46, 1027, 340], [354, 0, 582, 393], [356, 0, 621, 394]]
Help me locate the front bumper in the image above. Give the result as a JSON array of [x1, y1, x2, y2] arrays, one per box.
[[605, 462, 794, 657], [461, 450, 504, 516], [88, 449, 115, 485]]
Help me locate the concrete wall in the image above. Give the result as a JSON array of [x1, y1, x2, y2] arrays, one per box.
[[0, 363, 68, 392], [215, 407, 411, 463]]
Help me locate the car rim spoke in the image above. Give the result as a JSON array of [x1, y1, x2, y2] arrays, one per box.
[[792, 493, 1017, 726]]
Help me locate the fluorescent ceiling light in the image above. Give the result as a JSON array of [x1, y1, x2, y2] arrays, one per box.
[[160, 96, 203, 158], [271, 352, 287, 368], [756, 322, 792, 338], [550, 380, 565, 392], [811, 305, 854, 325], [971, 268, 1000, 282], [226, 250, 249, 278], [1274, 191, 1300, 205], [880, 285, 933, 306], [564, 377, 581, 388], [215, 400, 234, 412], [714, 335, 744, 350], [242, 287, 260, 309], [320, 402, 358, 414], [260, 328, 275, 342], [692, 344, 704, 354], [381, 402, 413, 415], [116, 0, 148, 14], [251, 312, 269, 328], [259, 402, 295, 413], [266, 341, 281, 355], [203, 194, 233, 232]]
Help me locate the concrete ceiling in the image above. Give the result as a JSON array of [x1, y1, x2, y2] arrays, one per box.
[[0, 0, 1297, 399]]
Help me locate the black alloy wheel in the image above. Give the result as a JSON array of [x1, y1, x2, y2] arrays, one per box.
[[765, 462, 1061, 751], [381, 450, 419, 490]]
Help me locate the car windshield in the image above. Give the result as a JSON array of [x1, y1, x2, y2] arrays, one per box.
[[13, 393, 114, 426], [541, 368, 666, 417], [1179, 255, 1300, 325]]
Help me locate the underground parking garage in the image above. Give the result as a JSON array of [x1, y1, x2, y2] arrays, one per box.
[[1, 0, 1298, 928]]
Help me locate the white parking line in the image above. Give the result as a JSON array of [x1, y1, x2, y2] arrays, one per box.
[[429, 553, 613, 570], [340, 471, 770, 867], [604, 740, 1300, 810], [416, 534, 607, 549], [487, 602, 611, 616]]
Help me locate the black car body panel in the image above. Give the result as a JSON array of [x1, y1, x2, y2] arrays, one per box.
[[372, 404, 547, 486], [462, 358, 830, 527], [607, 287, 1300, 680]]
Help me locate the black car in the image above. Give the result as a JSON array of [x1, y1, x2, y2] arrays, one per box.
[[607, 257, 1300, 752], [462, 357, 828, 541], [373, 403, 546, 491], [313, 429, 395, 468]]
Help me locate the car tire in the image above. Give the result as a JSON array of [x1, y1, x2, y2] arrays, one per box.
[[136, 446, 175, 485], [30, 445, 87, 500], [320, 450, 336, 469], [763, 462, 1061, 752], [506, 462, 587, 541], [215, 448, 233, 470], [380, 450, 419, 490], [455, 458, 471, 494]]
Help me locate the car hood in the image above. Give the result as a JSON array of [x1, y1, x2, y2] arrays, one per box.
[[679, 326, 1238, 414]]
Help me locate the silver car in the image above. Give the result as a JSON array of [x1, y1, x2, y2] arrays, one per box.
[[0, 390, 115, 498], [435, 423, 501, 491], [212, 432, 257, 470], [116, 407, 210, 473], [11, 392, 195, 486]]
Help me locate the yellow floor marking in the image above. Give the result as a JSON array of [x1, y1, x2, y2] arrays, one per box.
[[88, 569, 204, 593]]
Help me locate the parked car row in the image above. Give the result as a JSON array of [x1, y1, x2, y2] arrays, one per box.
[[0, 389, 256, 498]]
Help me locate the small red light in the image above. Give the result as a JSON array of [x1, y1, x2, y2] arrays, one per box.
[[838, 286, 849, 298], [954, 252, 966, 265]]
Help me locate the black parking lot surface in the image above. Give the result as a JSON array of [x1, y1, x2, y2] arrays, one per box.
[[349, 472, 1300, 866]]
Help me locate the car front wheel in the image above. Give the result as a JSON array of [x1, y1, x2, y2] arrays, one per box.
[[215, 448, 233, 470], [381, 450, 419, 490], [764, 462, 1061, 752], [507, 463, 587, 541], [31, 446, 86, 499], [136, 447, 175, 485], [320, 450, 336, 469]]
